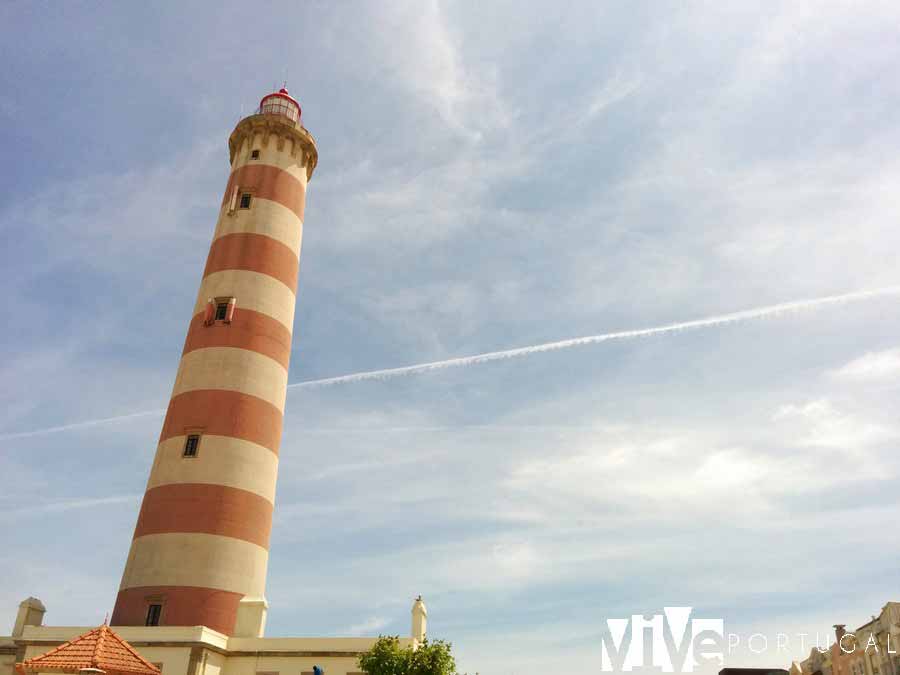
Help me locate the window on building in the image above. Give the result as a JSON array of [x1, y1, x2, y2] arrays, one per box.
[[215, 302, 229, 321], [239, 192, 252, 209], [145, 604, 162, 626], [251, 150, 260, 160], [183, 434, 200, 458]]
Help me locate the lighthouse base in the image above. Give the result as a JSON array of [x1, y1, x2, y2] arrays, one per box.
[[234, 597, 267, 638]]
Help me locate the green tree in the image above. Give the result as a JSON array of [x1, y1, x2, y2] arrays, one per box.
[[358, 635, 458, 675]]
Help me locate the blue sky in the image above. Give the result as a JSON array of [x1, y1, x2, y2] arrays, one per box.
[[2, 1, 900, 673]]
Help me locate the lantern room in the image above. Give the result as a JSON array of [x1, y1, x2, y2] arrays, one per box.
[[259, 87, 301, 123]]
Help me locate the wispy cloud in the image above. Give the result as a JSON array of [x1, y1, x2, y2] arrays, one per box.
[[584, 72, 643, 121], [343, 616, 391, 637], [0, 409, 164, 441], [0, 495, 141, 522], [829, 348, 900, 381], [772, 398, 898, 452], [366, 0, 509, 141]]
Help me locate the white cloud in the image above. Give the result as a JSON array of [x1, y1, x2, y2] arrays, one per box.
[[829, 348, 900, 381], [773, 398, 898, 451], [343, 616, 391, 637], [368, 0, 509, 140], [584, 72, 643, 121]]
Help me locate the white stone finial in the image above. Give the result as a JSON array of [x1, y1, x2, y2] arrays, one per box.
[[13, 597, 46, 637], [411, 595, 427, 644]]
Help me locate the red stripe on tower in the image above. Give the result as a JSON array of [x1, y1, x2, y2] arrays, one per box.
[[203, 233, 299, 290], [182, 309, 292, 369]]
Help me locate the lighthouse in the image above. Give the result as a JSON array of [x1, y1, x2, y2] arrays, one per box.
[[4, 89, 430, 672], [110, 88, 318, 637]]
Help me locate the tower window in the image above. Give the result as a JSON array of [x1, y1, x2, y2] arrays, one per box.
[[251, 150, 260, 160], [183, 434, 200, 458], [239, 192, 252, 209], [215, 302, 229, 321], [145, 603, 162, 626]]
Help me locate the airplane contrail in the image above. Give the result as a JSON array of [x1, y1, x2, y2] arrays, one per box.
[[1, 409, 166, 440], [3, 286, 898, 441], [287, 286, 900, 388]]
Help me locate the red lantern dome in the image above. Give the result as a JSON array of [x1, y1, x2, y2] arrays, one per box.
[[259, 87, 301, 123]]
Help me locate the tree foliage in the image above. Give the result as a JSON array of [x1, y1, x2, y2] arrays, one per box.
[[358, 635, 458, 675]]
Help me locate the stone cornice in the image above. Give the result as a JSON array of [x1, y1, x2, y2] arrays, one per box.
[[229, 115, 318, 181]]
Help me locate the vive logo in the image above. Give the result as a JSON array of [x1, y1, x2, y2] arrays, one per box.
[[600, 607, 725, 672]]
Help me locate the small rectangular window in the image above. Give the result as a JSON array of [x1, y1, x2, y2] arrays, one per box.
[[251, 150, 260, 160], [183, 434, 200, 458], [215, 302, 229, 321], [239, 193, 252, 209], [145, 604, 162, 626]]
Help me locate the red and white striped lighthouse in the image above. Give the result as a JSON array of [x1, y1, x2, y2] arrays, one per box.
[[111, 88, 317, 637]]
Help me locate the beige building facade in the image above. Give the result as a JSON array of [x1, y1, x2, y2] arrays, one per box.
[[2, 597, 428, 675], [794, 603, 899, 675]]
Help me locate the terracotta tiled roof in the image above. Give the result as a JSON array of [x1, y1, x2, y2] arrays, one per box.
[[16, 624, 160, 675]]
